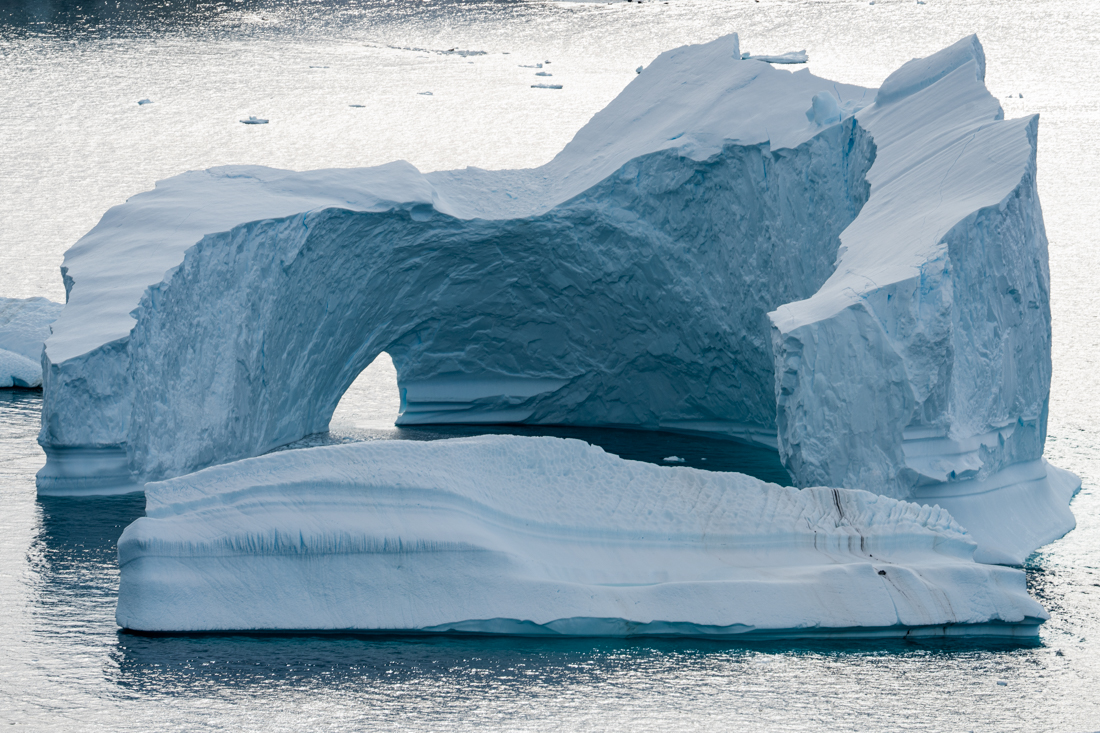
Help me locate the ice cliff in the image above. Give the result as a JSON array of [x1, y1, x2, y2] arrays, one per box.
[[117, 435, 1046, 636], [0, 297, 63, 388], [40, 34, 1076, 564]]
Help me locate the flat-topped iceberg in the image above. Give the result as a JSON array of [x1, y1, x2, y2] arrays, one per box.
[[117, 435, 1046, 636], [40, 34, 1076, 565], [1, 296, 63, 388]]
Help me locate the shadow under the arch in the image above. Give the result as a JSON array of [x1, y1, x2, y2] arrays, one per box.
[[276, 423, 793, 486]]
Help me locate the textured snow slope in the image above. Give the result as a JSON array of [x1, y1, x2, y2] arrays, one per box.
[[0, 297, 63, 388], [117, 435, 1045, 636], [40, 34, 1075, 564]]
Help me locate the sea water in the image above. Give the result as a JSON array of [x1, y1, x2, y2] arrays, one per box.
[[2, 0, 1100, 729]]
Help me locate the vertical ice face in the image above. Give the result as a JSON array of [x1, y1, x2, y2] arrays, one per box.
[[36, 34, 1075, 563], [767, 35, 1074, 563]]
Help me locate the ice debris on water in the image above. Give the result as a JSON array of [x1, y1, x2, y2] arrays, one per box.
[[662, 456, 685, 463], [240, 116, 268, 125], [531, 84, 563, 89], [137, 99, 152, 105], [390, 45, 487, 58], [741, 50, 808, 64]]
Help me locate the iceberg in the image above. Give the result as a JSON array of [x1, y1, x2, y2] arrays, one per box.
[[39, 34, 1076, 565], [116, 435, 1046, 636], [741, 50, 809, 64], [0, 296, 63, 388]]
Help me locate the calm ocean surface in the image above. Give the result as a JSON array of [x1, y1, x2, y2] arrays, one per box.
[[2, 0, 1100, 729]]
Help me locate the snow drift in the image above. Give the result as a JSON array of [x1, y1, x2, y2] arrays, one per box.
[[40, 34, 1075, 564], [117, 435, 1046, 636], [0, 297, 63, 388]]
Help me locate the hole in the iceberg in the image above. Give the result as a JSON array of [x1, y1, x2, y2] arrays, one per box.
[[315, 350, 791, 485], [329, 352, 401, 430]]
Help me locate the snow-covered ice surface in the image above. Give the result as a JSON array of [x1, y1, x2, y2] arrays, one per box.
[[0, 297, 63, 388], [39, 34, 1076, 566], [116, 434, 1045, 635]]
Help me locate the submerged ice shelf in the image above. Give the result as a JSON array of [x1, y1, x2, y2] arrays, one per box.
[[40, 34, 1076, 567], [117, 435, 1046, 636]]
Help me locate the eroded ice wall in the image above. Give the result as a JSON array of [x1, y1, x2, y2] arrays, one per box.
[[122, 122, 872, 482], [768, 37, 1076, 563]]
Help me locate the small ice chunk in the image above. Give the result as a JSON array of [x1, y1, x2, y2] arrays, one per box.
[[137, 99, 152, 105], [806, 91, 841, 126], [741, 50, 808, 64], [636, 65, 644, 74], [535, 71, 552, 77], [531, 84, 562, 89], [663, 456, 685, 463], [418, 91, 433, 96], [240, 116, 268, 125]]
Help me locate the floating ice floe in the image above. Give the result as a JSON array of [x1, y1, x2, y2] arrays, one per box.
[[137, 98, 152, 105], [40, 34, 1077, 570], [662, 455, 685, 462], [741, 50, 809, 64], [240, 116, 268, 125], [0, 297, 63, 388], [116, 435, 1047, 636], [391, 45, 487, 58]]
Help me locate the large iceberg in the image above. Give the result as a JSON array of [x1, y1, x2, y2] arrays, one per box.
[[117, 435, 1045, 636], [0, 296, 63, 388], [39, 34, 1076, 564]]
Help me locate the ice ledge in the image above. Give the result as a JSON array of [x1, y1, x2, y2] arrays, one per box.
[[117, 435, 1047, 635]]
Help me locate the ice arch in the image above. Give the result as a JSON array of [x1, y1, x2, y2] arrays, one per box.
[[329, 353, 400, 430], [38, 34, 1077, 563]]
